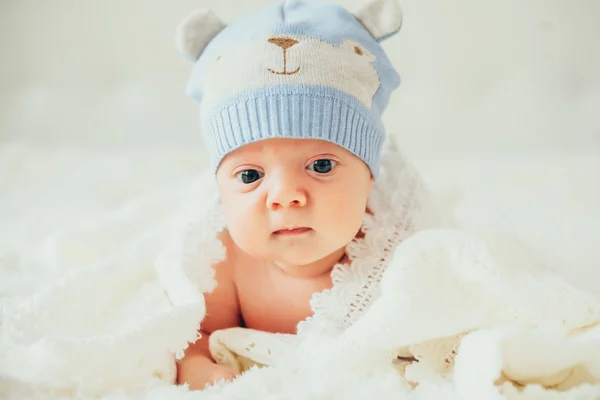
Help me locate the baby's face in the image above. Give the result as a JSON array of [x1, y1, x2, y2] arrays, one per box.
[[216, 138, 374, 268]]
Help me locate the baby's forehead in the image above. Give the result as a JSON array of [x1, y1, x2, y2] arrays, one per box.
[[233, 138, 346, 156], [216, 137, 370, 176]]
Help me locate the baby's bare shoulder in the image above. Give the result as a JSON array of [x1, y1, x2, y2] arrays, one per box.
[[216, 229, 239, 268], [201, 229, 241, 332]]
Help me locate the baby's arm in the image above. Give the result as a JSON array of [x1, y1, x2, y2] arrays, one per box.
[[176, 233, 241, 390]]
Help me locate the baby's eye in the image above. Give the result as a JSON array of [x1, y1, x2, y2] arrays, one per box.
[[235, 169, 264, 184], [307, 159, 337, 174]]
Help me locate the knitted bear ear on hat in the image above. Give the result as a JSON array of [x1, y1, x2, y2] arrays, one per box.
[[175, 9, 226, 62], [353, 0, 403, 42]]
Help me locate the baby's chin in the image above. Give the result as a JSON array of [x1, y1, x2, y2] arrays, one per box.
[[234, 230, 355, 271], [269, 245, 347, 272]]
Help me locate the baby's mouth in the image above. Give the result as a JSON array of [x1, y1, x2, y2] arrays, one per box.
[[273, 227, 312, 236]]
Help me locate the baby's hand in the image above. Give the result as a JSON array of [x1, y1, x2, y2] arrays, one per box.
[[185, 363, 239, 391]]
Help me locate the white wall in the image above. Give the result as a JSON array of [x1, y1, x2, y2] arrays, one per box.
[[1, 0, 599, 162]]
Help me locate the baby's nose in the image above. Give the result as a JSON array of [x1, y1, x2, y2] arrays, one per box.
[[268, 37, 299, 50], [267, 180, 307, 210]]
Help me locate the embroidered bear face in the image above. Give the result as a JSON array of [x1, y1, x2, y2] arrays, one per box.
[[202, 35, 380, 110]]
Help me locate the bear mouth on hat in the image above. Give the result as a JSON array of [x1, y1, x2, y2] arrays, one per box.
[[267, 37, 301, 76]]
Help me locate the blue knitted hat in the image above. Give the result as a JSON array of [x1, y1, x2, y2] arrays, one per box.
[[176, 0, 402, 177]]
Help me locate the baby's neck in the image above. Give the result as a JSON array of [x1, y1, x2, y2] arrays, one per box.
[[270, 247, 347, 280]]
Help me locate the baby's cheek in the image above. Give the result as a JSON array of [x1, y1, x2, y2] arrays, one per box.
[[224, 205, 264, 251], [322, 194, 365, 233]]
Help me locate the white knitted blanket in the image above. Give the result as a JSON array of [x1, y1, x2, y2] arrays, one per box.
[[1, 139, 600, 400]]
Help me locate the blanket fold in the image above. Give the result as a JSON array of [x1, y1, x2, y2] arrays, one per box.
[[209, 328, 298, 373]]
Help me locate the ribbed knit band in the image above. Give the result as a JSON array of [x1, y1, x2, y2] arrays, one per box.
[[204, 89, 385, 177]]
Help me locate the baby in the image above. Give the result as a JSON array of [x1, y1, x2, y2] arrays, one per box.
[[173, 0, 403, 390]]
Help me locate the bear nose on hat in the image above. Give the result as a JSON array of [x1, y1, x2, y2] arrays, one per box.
[[268, 37, 299, 50]]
